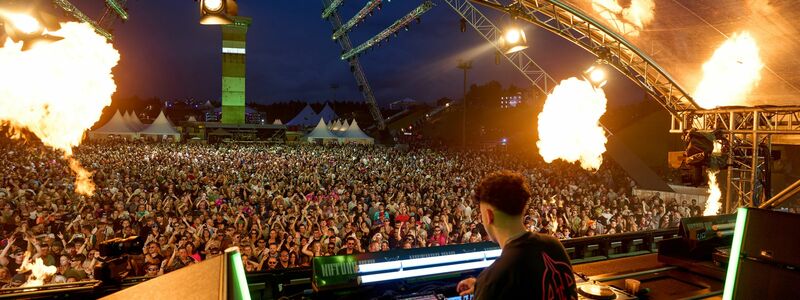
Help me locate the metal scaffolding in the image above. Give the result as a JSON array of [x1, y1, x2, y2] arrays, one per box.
[[442, 0, 556, 95], [469, 0, 699, 118], [321, 0, 344, 19], [342, 1, 436, 61], [332, 0, 384, 40], [467, 0, 800, 210], [52, 0, 129, 41], [322, 0, 386, 130], [671, 107, 800, 211]]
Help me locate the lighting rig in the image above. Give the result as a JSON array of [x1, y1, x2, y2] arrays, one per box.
[[332, 0, 384, 40], [321, 0, 343, 20], [342, 1, 435, 61]]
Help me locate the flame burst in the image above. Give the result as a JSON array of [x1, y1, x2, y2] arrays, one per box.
[[0, 22, 119, 196], [694, 32, 764, 109], [591, 0, 655, 37], [537, 77, 608, 170], [18, 252, 58, 287], [704, 170, 722, 216]]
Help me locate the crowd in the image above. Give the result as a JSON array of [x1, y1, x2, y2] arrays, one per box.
[[0, 138, 702, 286]]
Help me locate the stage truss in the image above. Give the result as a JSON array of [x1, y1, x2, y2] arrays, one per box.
[[465, 0, 800, 211]]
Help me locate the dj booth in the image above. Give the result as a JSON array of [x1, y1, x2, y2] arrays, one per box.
[[3, 208, 798, 299], [248, 229, 684, 300]]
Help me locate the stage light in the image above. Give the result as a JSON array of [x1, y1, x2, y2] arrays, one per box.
[[583, 65, 608, 88], [204, 0, 224, 12], [498, 27, 528, 54], [200, 0, 238, 25], [505, 28, 521, 43]]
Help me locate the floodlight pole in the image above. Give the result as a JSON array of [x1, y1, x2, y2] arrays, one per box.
[[458, 59, 472, 149]]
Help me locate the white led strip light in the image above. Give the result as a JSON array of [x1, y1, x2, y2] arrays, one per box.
[[357, 249, 501, 283], [222, 47, 246, 54], [360, 260, 495, 283]]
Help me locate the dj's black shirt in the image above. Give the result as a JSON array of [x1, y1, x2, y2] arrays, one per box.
[[474, 232, 578, 300]]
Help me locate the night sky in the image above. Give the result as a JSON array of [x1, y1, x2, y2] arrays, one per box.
[[69, 0, 645, 106]]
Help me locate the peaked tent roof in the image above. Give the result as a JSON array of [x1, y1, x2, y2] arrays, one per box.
[[339, 119, 350, 132], [342, 119, 373, 140], [187, 116, 198, 122], [140, 111, 180, 136], [305, 118, 338, 139], [94, 110, 136, 134], [331, 120, 342, 131], [272, 119, 283, 125], [287, 104, 320, 126], [318, 103, 339, 123], [124, 111, 146, 131]]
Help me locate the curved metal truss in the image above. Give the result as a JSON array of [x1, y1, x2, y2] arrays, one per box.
[[470, 0, 699, 119], [443, 0, 557, 95], [467, 0, 800, 210]]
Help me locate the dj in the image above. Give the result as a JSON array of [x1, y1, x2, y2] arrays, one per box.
[[457, 171, 578, 299]]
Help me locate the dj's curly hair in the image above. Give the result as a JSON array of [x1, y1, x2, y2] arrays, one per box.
[[474, 170, 531, 216]]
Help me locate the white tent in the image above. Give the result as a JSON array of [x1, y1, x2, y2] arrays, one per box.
[[287, 104, 319, 127], [339, 119, 374, 144], [90, 110, 138, 139], [326, 120, 333, 130], [319, 103, 339, 123], [339, 119, 350, 132], [124, 111, 146, 131], [272, 119, 283, 125], [331, 120, 342, 131], [187, 116, 198, 122], [140, 111, 181, 141], [305, 118, 339, 143]]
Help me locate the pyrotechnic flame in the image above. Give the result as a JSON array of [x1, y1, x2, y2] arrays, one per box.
[[591, 0, 655, 37], [694, 32, 763, 109], [704, 170, 722, 216], [0, 22, 119, 196], [536, 77, 608, 171], [18, 252, 58, 287]]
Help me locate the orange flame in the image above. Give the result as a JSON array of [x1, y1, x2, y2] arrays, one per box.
[[537, 77, 608, 171], [591, 0, 655, 37], [18, 252, 58, 287], [0, 22, 119, 196], [694, 32, 763, 109], [704, 170, 722, 216]]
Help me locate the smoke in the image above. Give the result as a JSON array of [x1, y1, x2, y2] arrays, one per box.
[[537, 77, 608, 171], [0, 22, 119, 196], [694, 32, 764, 109], [591, 0, 656, 37]]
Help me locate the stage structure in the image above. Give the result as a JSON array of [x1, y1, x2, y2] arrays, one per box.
[[466, 0, 800, 212], [221, 16, 251, 124], [52, 0, 128, 41]]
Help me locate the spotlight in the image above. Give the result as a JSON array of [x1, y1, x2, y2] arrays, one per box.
[[498, 27, 527, 54], [199, 0, 238, 25], [0, 10, 63, 51], [203, 0, 224, 12], [583, 64, 608, 88]]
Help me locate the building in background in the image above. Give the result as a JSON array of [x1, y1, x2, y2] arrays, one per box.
[[499, 93, 523, 109]]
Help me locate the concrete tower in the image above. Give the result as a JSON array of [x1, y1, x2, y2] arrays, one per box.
[[221, 16, 251, 124]]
